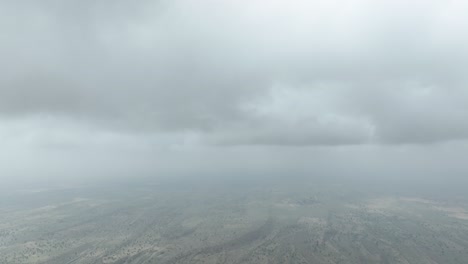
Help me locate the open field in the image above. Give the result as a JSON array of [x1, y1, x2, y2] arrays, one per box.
[[1, 179, 468, 264]]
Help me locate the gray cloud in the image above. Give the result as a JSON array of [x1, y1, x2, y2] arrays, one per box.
[[1, 0, 468, 150]]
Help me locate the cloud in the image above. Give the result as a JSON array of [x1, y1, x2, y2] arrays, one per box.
[[1, 0, 468, 147]]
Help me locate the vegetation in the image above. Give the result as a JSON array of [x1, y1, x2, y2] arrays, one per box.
[[1, 181, 468, 264]]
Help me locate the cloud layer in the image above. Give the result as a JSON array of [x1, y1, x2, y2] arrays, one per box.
[[2, 0, 468, 147]]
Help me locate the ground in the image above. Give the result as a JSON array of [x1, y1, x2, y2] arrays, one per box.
[[1, 179, 468, 264]]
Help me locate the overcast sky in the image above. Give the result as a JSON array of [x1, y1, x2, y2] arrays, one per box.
[[1, 0, 468, 186]]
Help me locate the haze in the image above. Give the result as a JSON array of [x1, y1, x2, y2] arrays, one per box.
[[1, 0, 468, 184], [1, 1, 468, 263]]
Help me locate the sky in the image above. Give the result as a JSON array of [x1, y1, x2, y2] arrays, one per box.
[[1, 0, 468, 186]]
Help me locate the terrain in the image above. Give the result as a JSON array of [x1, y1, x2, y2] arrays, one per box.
[[1, 178, 468, 264]]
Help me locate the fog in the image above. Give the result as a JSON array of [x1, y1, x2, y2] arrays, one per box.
[[3, 2, 468, 263], [1, 0, 468, 188]]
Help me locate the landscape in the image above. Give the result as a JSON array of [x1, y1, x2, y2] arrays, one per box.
[[2, 178, 468, 264], [2, 0, 468, 263]]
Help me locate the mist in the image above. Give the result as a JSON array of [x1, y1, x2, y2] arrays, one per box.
[[2, 0, 468, 188], [2, 1, 468, 263]]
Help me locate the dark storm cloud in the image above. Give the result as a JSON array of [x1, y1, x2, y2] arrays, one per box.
[[1, 0, 468, 146]]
